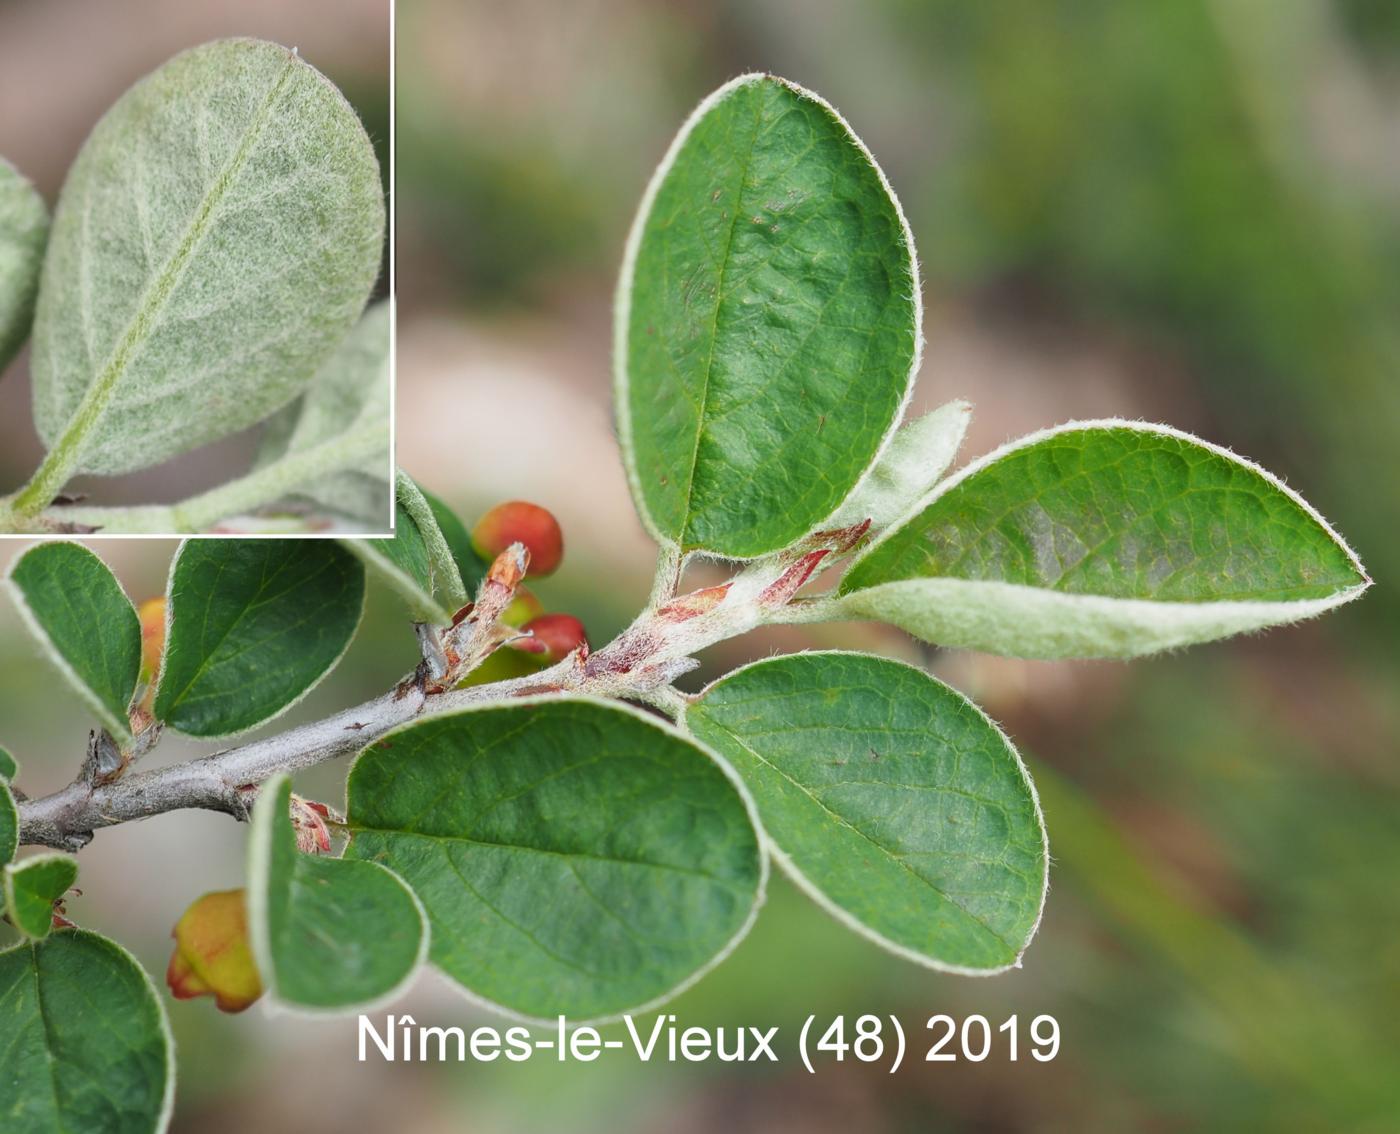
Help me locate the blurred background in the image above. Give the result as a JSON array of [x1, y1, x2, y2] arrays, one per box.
[[5, 0, 1400, 1130], [0, 0, 390, 509]]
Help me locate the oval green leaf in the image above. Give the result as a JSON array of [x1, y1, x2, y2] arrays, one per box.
[[686, 652, 1046, 973], [0, 782, 17, 868], [839, 422, 1370, 658], [0, 158, 48, 374], [617, 73, 919, 557], [342, 474, 466, 624], [422, 487, 487, 596], [247, 774, 426, 1012], [0, 745, 16, 782], [4, 853, 78, 940], [254, 301, 391, 527], [29, 38, 384, 482], [345, 697, 765, 1021], [154, 539, 364, 738], [6, 542, 140, 740], [0, 930, 173, 1134]]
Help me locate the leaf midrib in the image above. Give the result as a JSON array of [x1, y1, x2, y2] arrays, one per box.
[[676, 86, 765, 549], [692, 710, 1019, 955], [50, 49, 299, 472]]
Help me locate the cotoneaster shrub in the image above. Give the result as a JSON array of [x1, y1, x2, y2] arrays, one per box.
[[0, 38, 389, 535], [0, 74, 1369, 1131]]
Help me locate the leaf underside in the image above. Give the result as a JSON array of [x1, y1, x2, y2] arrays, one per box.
[[687, 652, 1045, 972], [346, 699, 763, 1020], [620, 74, 917, 557], [255, 300, 391, 526], [345, 479, 468, 624], [0, 931, 171, 1134], [7, 542, 140, 739], [840, 425, 1368, 658], [249, 775, 424, 1011], [155, 539, 364, 737], [0, 158, 48, 374], [31, 37, 384, 475]]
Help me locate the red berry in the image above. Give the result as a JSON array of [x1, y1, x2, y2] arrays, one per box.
[[518, 613, 587, 661], [471, 501, 564, 577]]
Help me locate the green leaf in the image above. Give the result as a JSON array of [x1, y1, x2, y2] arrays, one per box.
[[247, 774, 426, 1012], [3, 853, 78, 940], [686, 652, 1046, 973], [838, 422, 1371, 658], [0, 930, 174, 1133], [0, 745, 16, 782], [616, 73, 919, 558], [254, 300, 391, 526], [28, 37, 384, 484], [154, 539, 364, 737], [0, 158, 48, 374], [828, 399, 971, 530], [345, 697, 764, 1021], [0, 782, 17, 868], [422, 487, 487, 595], [342, 475, 469, 624], [6, 542, 140, 740]]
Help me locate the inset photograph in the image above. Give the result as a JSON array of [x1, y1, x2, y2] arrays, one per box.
[[0, 1, 390, 535]]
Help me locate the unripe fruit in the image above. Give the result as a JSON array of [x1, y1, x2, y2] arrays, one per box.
[[166, 889, 262, 1013], [455, 646, 548, 689], [518, 613, 587, 661], [138, 597, 166, 683], [501, 586, 544, 628], [471, 501, 564, 577]]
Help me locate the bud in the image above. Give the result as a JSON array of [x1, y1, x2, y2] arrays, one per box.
[[515, 613, 588, 661], [137, 597, 166, 684], [288, 794, 338, 855], [166, 890, 262, 1013], [471, 501, 564, 577]]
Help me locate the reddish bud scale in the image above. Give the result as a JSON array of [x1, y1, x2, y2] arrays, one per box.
[[760, 550, 830, 607], [656, 583, 732, 623]]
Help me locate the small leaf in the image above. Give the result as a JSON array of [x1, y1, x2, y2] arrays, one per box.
[[255, 300, 391, 525], [6, 542, 141, 739], [4, 853, 78, 940], [617, 74, 919, 557], [247, 774, 425, 1012], [0, 930, 174, 1133], [345, 697, 764, 1021], [827, 399, 971, 529], [0, 158, 48, 374], [342, 476, 467, 624], [0, 782, 17, 868], [30, 38, 384, 478], [838, 422, 1370, 658], [0, 745, 16, 781], [154, 539, 365, 737], [686, 652, 1046, 973]]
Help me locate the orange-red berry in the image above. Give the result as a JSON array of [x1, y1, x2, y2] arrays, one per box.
[[471, 502, 564, 578], [138, 597, 166, 684], [166, 890, 263, 1013]]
